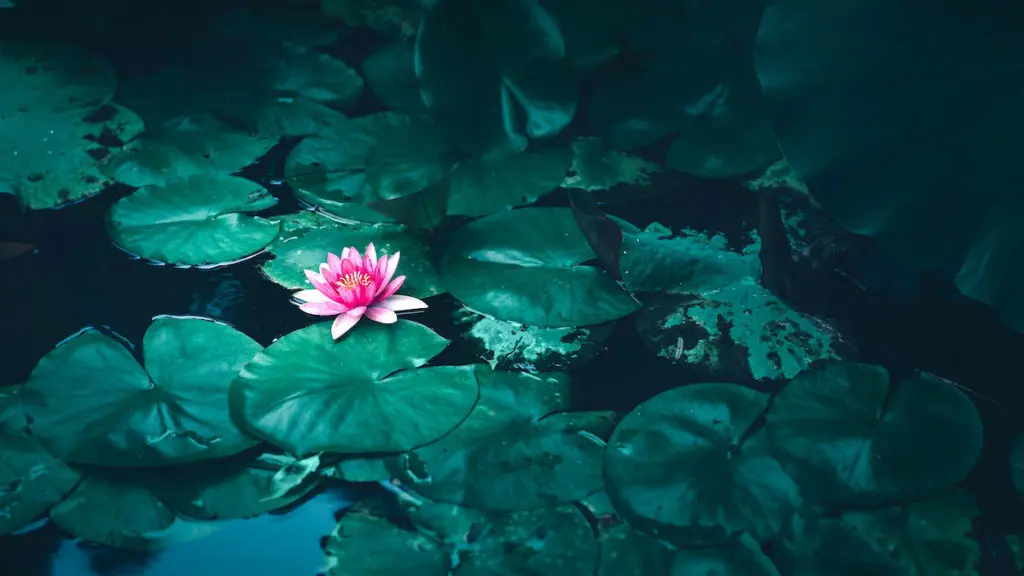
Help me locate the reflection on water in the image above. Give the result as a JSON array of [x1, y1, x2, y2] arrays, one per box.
[[2, 489, 355, 576]]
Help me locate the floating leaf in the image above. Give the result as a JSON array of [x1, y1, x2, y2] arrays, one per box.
[[441, 207, 640, 327], [562, 137, 661, 192], [230, 321, 475, 455], [259, 217, 443, 299], [361, 42, 428, 117], [765, 362, 983, 504], [670, 533, 782, 575], [50, 474, 220, 550], [605, 383, 802, 545], [22, 317, 262, 467], [106, 174, 280, 267], [107, 114, 275, 188], [597, 524, 675, 576], [446, 147, 573, 217], [458, 506, 599, 574], [322, 511, 449, 575], [0, 429, 81, 535], [397, 368, 610, 511]]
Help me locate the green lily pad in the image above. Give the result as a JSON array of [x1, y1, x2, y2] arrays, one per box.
[[50, 474, 221, 550], [0, 428, 81, 535], [404, 501, 488, 546], [107, 114, 277, 188], [764, 362, 983, 505], [415, 0, 577, 156], [540, 0, 622, 70], [458, 506, 599, 575], [605, 383, 802, 545], [327, 455, 394, 483], [105, 174, 280, 267], [230, 321, 475, 456], [670, 533, 782, 575], [153, 456, 323, 521], [776, 491, 980, 576], [22, 316, 263, 467], [1012, 434, 1024, 499], [453, 306, 614, 372], [284, 111, 433, 223], [446, 147, 573, 217], [397, 368, 611, 511], [323, 511, 449, 576], [441, 207, 640, 328], [598, 524, 675, 576], [0, 385, 27, 432], [361, 42, 428, 117], [562, 137, 662, 192], [259, 217, 444, 298], [364, 121, 452, 202], [0, 41, 146, 209]]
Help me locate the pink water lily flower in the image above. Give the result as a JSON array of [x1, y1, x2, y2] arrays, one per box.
[[293, 243, 429, 339]]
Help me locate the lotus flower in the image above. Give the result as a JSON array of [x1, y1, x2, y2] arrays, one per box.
[[293, 243, 429, 339]]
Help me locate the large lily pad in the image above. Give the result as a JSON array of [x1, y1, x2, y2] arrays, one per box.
[[106, 174, 280, 267], [446, 147, 573, 217], [415, 0, 577, 156], [0, 428, 81, 535], [458, 506, 599, 574], [765, 362, 983, 505], [107, 114, 276, 188], [605, 382, 802, 545], [562, 137, 661, 192], [22, 316, 263, 467], [0, 41, 145, 209], [361, 41, 428, 118], [397, 368, 611, 511], [441, 207, 640, 327], [323, 511, 449, 576], [776, 491, 980, 576], [50, 474, 220, 550], [230, 320, 475, 456]]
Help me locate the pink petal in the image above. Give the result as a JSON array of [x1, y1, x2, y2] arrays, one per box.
[[352, 280, 376, 307], [327, 252, 343, 276], [376, 252, 401, 295], [365, 306, 398, 324], [341, 258, 356, 276], [347, 246, 362, 265], [377, 275, 406, 301], [319, 262, 338, 284], [377, 294, 429, 312], [364, 243, 378, 270], [299, 301, 349, 316], [341, 247, 351, 260], [304, 269, 341, 301], [293, 289, 331, 303], [331, 307, 366, 339], [373, 254, 388, 282], [335, 286, 357, 307]]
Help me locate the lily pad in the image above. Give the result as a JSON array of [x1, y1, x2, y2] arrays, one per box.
[[328, 455, 394, 483], [764, 362, 983, 505], [670, 533, 782, 575], [562, 137, 661, 192], [230, 321, 475, 456], [322, 511, 449, 576], [597, 524, 675, 576], [441, 207, 640, 327], [0, 41, 145, 208], [415, 0, 577, 156], [22, 316, 263, 467], [776, 491, 980, 576], [50, 474, 220, 550], [259, 217, 444, 298], [458, 506, 599, 575], [284, 111, 427, 223], [397, 368, 611, 511], [453, 306, 614, 372], [361, 42, 428, 117], [605, 383, 802, 545], [446, 147, 573, 217], [106, 174, 280, 267], [0, 428, 81, 535]]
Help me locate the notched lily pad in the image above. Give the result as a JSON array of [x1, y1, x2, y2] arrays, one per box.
[[459, 506, 599, 575], [0, 427, 81, 535], [22, 316, 263, 467], [322, 511, 449, 576], [106, 174, 280, 267]]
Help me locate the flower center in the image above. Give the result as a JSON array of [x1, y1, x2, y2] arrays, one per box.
[[337, 271, 373, 290]]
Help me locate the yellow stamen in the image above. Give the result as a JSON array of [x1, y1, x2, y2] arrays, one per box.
[[338, 271, 372, 290]]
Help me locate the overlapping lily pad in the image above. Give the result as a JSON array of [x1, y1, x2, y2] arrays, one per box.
[[671, 533, 782, 575], [446, 147, 573, 217], [259, 215, 443, 299], [22, 316, 263, 467], [605, 383, 802, 545], [562, 137, 662, 193], [106, 114, 276, 188], [397, 368, 611, 511], [765, 362, 983, 505], [0, 41, 144, 209], [441, 207, 640, 327], [323, 511, 449, 575], [106, 174, 280, 267], [776, 491, 980, 575], [458, 506, 599, 574], [0, 426, 81, 535], [230, 320, 476, 455], [361, 42, 428, 118]]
